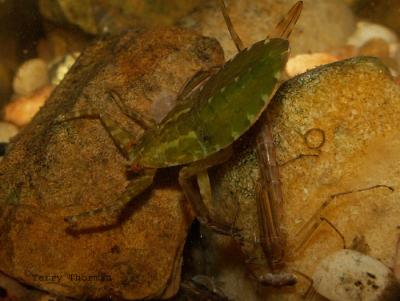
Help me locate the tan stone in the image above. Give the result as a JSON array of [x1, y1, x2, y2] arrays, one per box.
[[205, 57, 400, 301]]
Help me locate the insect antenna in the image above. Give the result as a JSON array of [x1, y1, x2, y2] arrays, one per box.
[[268, 1, 303, 40]]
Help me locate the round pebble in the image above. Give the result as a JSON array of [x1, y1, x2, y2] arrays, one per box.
[[313, 249, 393, 301], [4, 85, 52, 127], [12, 58, 49, 96], [347, 21, 398, 48], [359, 38, 390, 58], [285, 53, 338, 77], [0, 122, 18, 143], [48, 52, 80, 85]]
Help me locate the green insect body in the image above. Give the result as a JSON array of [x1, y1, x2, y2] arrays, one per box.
[[132, 38, 289, 168], [59, 1, 299, 238]]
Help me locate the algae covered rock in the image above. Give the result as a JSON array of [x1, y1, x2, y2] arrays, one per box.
[[204, 57, 400, 301], [0, 27, 224, 300]]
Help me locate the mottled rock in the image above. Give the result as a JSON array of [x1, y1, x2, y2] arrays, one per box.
[[0, 27, 224, 299], [202, 57, 400, 301], [180, 0, 356, 59]]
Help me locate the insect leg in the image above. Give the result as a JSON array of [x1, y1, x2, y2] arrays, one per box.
[[298, 271, 318, 301], [177, 66, 222, 102], [240, 111, 296, 286], [64, 168, 156, 225], [288, 184, 394, 258], [218, 0, 245, 52], [179, 147, 239, 236], [180, 275, 231, 301], [107, 89, 156, 130], [54, 109, 135, 159], [255, 112, 285, 269], [394, 235, 400, 281]]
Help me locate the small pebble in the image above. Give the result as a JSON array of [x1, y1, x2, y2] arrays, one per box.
[[286, 53, 338, 77], [48, 52, 80, 85], [359, 38, 390, 58], [347, 21, 398, 48], [4, 85, 52, 127], [0, 121, 18, 142], [12, 58, 49, 96], [313, 249, 394, 301]]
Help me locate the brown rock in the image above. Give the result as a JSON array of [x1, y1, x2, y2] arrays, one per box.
[[0, 27, 224, 299], [203, 57, 400, 301]]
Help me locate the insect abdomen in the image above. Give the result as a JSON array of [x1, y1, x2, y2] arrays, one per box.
[[195, 38, 289, 148]]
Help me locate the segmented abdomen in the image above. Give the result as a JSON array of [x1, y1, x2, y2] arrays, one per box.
[[138, 38, 289, 168]]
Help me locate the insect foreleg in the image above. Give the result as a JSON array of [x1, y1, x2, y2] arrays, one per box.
[[176, 67, 222, 102], [179, 147, 239, 236], [55, 109, 135, 159], [65, 168, 156, 225], [180, 275, 231, 301]]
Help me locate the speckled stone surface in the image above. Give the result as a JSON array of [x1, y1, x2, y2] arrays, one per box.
[[0, 27, 224, 300], [204, 57, 400, 301]]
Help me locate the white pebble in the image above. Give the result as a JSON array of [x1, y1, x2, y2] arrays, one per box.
[[313, 249, 393, 301], [286, 53, 338, 77], [12, 58, 49, 96], [347, 22, 398, 47]]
